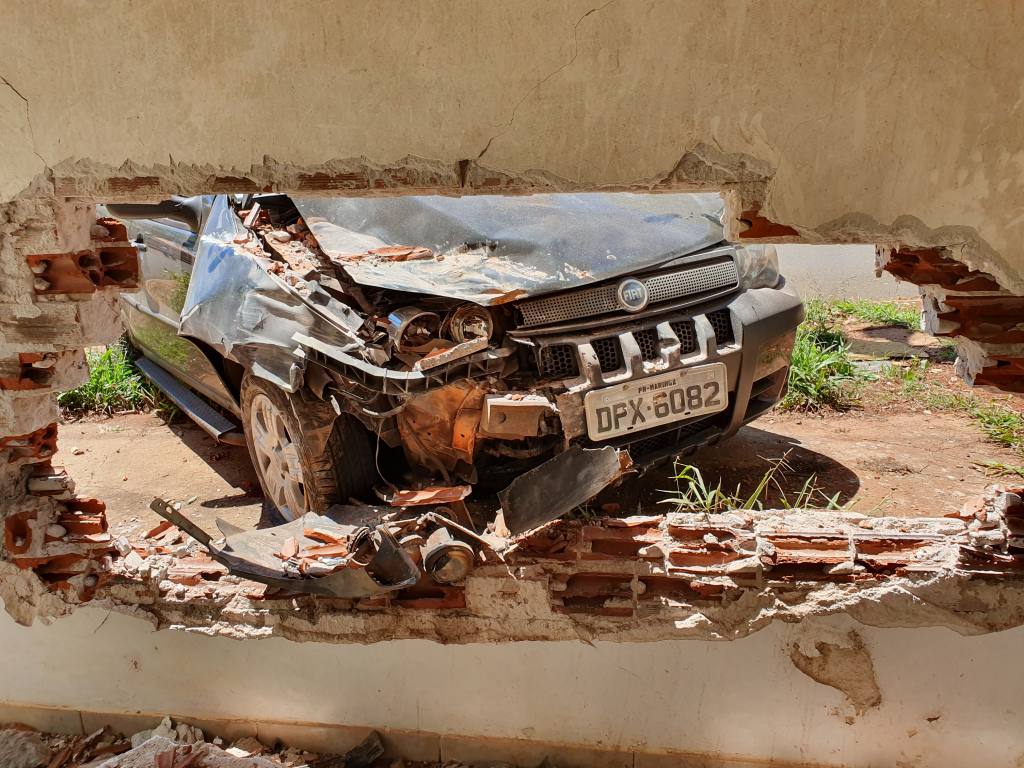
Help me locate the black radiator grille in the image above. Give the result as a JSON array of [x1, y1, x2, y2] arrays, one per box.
[[708, 309, 734, 344], [539, 344, 579, 378], [634, 329, 660, 361], [669, 320, 698, 355], [592, 337, 623, 372]]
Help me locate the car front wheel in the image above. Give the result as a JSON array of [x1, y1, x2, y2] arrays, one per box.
[[240, 373, 377, 521]]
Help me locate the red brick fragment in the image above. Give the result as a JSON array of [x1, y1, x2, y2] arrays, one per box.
[[92, 216, 129, 243], [145, 520, 174, 539], [974, 357, 1024, 393], [4, 512, 35, 556], [27, 247, 139, 294], [166, 556, 229, 586], [738, 207, 799, 239], [883, 247, 1002, 292], [0, 353, 53, 391], [937, 295, 1024, 343], [0, 422, 58, 462]]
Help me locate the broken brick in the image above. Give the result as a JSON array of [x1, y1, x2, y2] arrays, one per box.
[[738, 206, 799, 239], [883, 247, 1002, 292], [0, 423, 58, 463]]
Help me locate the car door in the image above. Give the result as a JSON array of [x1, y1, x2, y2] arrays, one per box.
[[117, 197, 240, 415]]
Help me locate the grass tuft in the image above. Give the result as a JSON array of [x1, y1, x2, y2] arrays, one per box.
[[974, 402, 1024, 453], [58, 339, 165, 416], [660, 453, 842, 513], [833, 298, 920, 330], [780, 299, 862, 411], [973, 460, 1024, 479]]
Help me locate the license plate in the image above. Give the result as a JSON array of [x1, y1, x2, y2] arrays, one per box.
[[584, 364, 728, 440]]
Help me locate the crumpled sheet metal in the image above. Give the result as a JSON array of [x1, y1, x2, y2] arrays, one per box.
[[149, 500, 419, 598], [498, 445, 633, 535], [293, 193, 726, 304], [177, 196, 362, 391]]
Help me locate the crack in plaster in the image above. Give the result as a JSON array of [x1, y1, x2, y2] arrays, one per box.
[[0, 74, 50, 172], [476, 0, 619, 161]]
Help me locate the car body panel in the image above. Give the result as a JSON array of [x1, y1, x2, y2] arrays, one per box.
[[177, 196, 366, 393], [292, 192, 725, 304], [117, 203, 242, 413]]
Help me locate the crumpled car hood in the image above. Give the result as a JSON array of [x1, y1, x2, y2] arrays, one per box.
[[292, 192, 725, 305]]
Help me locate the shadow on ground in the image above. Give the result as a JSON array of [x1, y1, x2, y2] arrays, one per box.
[[168, 420, 262, 509], [595, 425, 862, 514]]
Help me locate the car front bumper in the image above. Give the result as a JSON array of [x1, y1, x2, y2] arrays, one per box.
[[536, 279, 805, 466]]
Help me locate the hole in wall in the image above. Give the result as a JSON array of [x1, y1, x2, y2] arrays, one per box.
[[39, 189, 1020, 544]]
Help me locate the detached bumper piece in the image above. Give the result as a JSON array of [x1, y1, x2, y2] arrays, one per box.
[[149, 499, 508, 598], [498, 446, 633, 535], [149, 447, 634, 596]]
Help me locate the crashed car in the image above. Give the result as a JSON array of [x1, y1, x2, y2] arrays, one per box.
[[109, 192, 803, 523]]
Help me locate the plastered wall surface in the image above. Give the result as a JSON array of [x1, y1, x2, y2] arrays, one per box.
[[1, 0, 1023, 288], [0, 605, 1021, 768], [0, 10, 1023, 762]]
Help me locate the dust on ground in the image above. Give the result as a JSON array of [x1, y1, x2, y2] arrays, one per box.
[[60, 356, 1024, 537], [59, 413, 264, 537]]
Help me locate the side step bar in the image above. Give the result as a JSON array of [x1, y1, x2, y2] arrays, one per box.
[[135, 356, 247, 446]]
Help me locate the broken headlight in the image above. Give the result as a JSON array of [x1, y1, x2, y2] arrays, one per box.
[[449, 304, 494, 343], [735, 244, 781, 289]]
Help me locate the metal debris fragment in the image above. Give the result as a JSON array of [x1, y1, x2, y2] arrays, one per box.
[[498, 445, 633, 535], [147, 497, 497, 596]]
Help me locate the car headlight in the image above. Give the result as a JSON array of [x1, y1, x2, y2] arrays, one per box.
[[449, 304, 494, 343], [735, 244, 781, 289]]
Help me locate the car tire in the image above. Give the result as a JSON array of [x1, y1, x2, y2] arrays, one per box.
[[240, 373, 377, 522]]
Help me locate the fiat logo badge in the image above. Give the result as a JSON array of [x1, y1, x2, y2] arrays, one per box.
[[616, 278, 649, 312]]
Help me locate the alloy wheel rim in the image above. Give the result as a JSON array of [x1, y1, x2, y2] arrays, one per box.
[[249, 393, 306, 520]]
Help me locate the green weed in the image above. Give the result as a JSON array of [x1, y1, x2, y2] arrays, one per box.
[[880, 361, 973, 411], [58, 339, 163, 416], [660, 453, 842, 514], [974, 402, 1024, 453], [801, 299, 847, 347], [833, 299, 920, 330], [934, 340, 958, 363], [881, 359, 929, 394], [973, 460, 1024, 479], [781, 300, 862, 411]]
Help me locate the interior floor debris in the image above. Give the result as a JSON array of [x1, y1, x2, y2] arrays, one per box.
[[0, 721, 445, 768]]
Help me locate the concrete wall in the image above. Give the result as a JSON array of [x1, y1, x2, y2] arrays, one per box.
[[2, 0, 1023, 290], [0, 605, 1021, 767]]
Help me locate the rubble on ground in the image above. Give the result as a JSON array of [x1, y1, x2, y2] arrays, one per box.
[[0, 726, 51, 768], [1, 720, 518, 768]]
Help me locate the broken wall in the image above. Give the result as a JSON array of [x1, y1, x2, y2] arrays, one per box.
[[1, 5, 1024, 762], [2, 0, 1024, 622]]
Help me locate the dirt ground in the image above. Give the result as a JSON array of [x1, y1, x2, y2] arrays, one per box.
[[60, 359, 1023, 538], [59, 413, 265, 537]]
